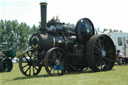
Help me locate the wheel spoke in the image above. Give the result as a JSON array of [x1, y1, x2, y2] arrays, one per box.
[[48, 59, 54, 63], [100, 36, 106, 50], [99, 62, 103, 70], [52, 51, 56, 56], [57, 50, 61, 56], [58, 55, 62, 59], [103, 60, 109, 69], [33, 66, 35, 75], [53, 69, 55, 74], [52, 51, 57, 60], [101, 36, 105, 44], [33, 66, 38, 71], [27, 51, 31, 57], [25, 66, 30, 73], [104, 41, 111, 50], [96, 57, 102, 66], [101, 41, 105, 50], [94, 51, 102, 57], [54, 50, 58, 55], [94, 50, 99, 54], [106, 50, 114, 54], [94, 45, 101, 52], [31, 51, 33, 57], [104, 41, 111, 47], [22, 64, 29, 68], [24, 55, 29, 62], [104, 57, 113, 62], [57, 69, 59, 75], [49, 66, 54, 72], [98, 39, 102, 49], [27, 51, 33, 61], [94, 55, 100, 61], [29, 66, 31, 76]]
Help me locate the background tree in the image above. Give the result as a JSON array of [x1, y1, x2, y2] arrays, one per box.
[[0, 20, 39, 51]]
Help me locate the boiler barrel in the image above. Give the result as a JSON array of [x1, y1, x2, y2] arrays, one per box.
[[30, 33, 65, 51]]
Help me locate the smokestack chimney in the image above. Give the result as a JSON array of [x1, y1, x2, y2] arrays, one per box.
[[40, 2, 47, 33]]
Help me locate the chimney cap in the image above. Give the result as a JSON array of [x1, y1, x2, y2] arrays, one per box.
[[40, 2, 47, 5]]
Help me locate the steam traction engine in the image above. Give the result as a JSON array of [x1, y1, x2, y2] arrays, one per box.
[[19, 2, 116, 76], [0, 49, 16, 72]]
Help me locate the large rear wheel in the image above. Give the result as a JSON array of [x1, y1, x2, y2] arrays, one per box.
[[86, 34, 116, 71]]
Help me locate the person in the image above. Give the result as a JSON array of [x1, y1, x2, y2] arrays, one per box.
[[116, 50, 125, 65], [117, 50, 124, 57]]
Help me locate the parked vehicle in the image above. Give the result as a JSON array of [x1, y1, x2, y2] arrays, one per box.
[[12, 58, 19, 63], [0, 50, 16, 72]]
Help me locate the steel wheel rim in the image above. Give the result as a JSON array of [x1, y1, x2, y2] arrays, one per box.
[[19, 49, 42, 76]]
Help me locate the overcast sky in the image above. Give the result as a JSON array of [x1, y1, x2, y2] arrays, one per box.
[[0, 0, 128, 32]]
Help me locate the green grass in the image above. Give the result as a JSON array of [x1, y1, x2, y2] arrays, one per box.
[[0, 64, 128, 85]]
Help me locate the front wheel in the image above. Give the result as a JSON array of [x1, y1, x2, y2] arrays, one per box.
[[19, 49, 42, 76], [44, 47, 65, 76]]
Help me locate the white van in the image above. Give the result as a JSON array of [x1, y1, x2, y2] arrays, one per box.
[[107, 32, 128, 57]]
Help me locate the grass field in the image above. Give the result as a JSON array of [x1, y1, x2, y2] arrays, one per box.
[[0, 64, 128, 85]]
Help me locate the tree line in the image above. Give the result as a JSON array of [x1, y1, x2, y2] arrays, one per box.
[[0, 20, 38, 51]]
